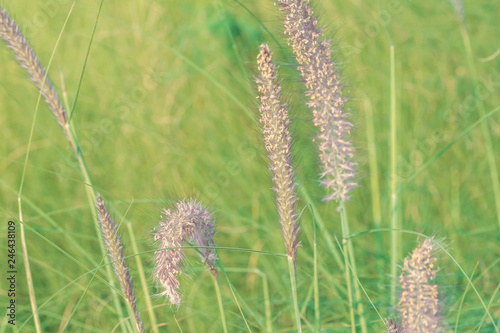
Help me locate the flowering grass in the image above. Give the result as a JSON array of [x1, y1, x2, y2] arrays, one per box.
[[0, 0, 499, 332]]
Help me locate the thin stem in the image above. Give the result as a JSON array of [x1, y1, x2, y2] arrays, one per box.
[[66, 122, 126, 332], [389, 45, 399, 306], [474, 283, 500, 333], [314, 233, 320, 332], [17, 201, 41, 333], [223, 268, 272, 332], [262, 273, 272, 333], [288, 256, 302, 333], [454, 263, 478, 332], [213, 275, 228, 333], [337, 200, 367, 333], [125, 221, 159, 333], [61, 8, 126, 328], [363, 97, 384, 285], [459, 26, 500, 229], [339, 205, 355, 333], [299, 186, 344, 270]]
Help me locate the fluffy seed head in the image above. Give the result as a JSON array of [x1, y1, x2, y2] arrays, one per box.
[[256, 44, 300, 265], [95, 194, 144, 333], [153, 200, 217, 307], [276, 0, 357, 202], [0, 6, 70, 144], [398, 238, 441, 332]]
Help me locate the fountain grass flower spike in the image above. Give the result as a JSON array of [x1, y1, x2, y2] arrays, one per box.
[[153, 200, 218, 307], [276, 0, 357, 202], [95, 194, 144, 333], [398, 238, 441, 332], [256, 44, 300, 265], [0, 6, 70, 143]]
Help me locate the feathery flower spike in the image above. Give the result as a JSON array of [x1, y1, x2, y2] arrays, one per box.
[[153, 200, 217, 307], [276, 0, 357, 202], [398, 238, 441, 333], [95, 194, 144, 333], [256, 44, 300, 265], [0, 6, 71, 146]]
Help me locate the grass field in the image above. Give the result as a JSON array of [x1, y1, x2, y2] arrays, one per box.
[[1, 0, 499, 332]]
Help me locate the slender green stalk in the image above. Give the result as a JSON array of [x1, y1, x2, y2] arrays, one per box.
[[334, 200, 367, 333], [454, 263, 478, 332], [475, 283, 500, 333], [224, 268, 272, 332], [313, 228, 320, 332], [288, 257, 302, 333], [338, 205, 356, 333], [299, 187, 344, 270], [389, 45, 399, 306], [66, 124, 127, 332], [459, 26, 500, 229], [363, 97, 384, 283], [261, 272, 272, 333], [218, 263, 253, 332], [17, 201, 42, 333], [125, 221, 159, 333], [60, 11, 128, 326], [213, 275, 228, 333]]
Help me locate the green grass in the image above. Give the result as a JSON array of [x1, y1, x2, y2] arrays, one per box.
[[1, 0, 499, 332]]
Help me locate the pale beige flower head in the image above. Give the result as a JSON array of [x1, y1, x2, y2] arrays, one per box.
[[276, 0, 357, 203], [153, 200, 217, 307], [398, 238, 442, 332], [256, 43, 300, 265]]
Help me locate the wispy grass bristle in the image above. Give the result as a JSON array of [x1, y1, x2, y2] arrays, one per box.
[[153, 199, 217, 307], [95, 194, 144, 333], [276, 0, 357, 203], [256, 43, 300, 265]]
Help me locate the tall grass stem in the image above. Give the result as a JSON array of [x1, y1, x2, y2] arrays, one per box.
[[313, 221, 320, 332], [299, 187, 344, 270], [459, 26, 500, 229], [340, 205, 355, 333], [287, 256, 302, 333], [339, 203, 368, 333], [213, 275, 228, 333], [389, 45, 399, 306], [125, 220, 159, 333], [363, 97, 384, 283], [224, 267, 272, 332], [17, 200, 42, 333]]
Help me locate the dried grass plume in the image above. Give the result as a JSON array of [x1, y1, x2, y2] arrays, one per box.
[[398, 238, 441, 332], [153, 200, 217, 307], [0, 6, 70, 142], [95, 194, 144, 333], [276, 0, 357, 202], [256, 43, 300, 265]]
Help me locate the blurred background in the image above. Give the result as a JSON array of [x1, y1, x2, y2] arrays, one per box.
[[1, 0, 499, 331]]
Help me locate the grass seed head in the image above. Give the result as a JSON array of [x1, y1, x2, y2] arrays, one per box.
[[398, 238, 442, 333], [95, 194, 144, 333], [276, 0, 357, 203], [256, 43, 300, 265], [153, 199, 217, 307], [0, 6, 70, 142]]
